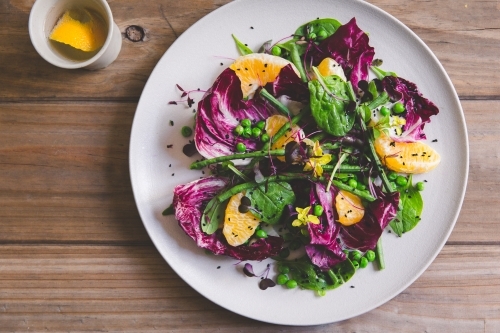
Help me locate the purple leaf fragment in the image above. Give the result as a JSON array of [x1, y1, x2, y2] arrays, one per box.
[[243, 263, 256, 277], [259, 278, 276, 290]]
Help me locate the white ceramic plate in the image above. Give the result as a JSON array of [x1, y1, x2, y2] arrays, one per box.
[[130, 0, 468, 325]]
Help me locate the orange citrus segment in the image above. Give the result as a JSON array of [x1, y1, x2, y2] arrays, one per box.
[[229, 53, 300, 98], [335, 190, 365, 226], [317, 57, 347, 81], [223, 192, 261, 247], [49, 9, 107, 52], [374, 133, 441, 174], [265, 115, 304, 162]]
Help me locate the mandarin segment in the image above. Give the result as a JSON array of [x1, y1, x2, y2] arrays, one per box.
[[49, 8, 107, 52], [374, 134, 441, 174], [223, 192, 261, 247], [265, 115, 304, 162], [229, 53, 299, 98], [335, 190, 365, 226], [317, 57, 347, 81]]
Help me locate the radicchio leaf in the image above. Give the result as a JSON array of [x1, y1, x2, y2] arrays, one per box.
[[305, 183, 346, 270], [264, 64, 309, 103], [307, 17, 375, 92], [382, 76, 439, 141], [173, 176, 284, 261], [194, 68, 275, 165], [340, 187, 399, 252]]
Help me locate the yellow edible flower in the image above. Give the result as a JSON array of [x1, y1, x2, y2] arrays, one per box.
[[303, 140, 332, 177], [292, 206, 320, 227]]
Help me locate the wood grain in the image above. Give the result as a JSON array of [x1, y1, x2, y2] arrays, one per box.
[[0, 0, 499, 100], [0, 244, 498, 332]]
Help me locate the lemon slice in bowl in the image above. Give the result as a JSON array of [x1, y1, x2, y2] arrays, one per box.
[[49, 8, 107, 53]]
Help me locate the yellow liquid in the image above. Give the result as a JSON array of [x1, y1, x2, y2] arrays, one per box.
[[49, 39, 100, 61], [49, 8, 108, 62]]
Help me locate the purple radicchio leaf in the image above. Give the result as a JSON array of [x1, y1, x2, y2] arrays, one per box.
[[340, 186, 400, 252], [173, 176, 284, 261], [264, 64, 310, 103], [304, 183, 347, 271], [382, 76, 439, 141], [307, 17, 375, 92], [194, 68, 277, 165]]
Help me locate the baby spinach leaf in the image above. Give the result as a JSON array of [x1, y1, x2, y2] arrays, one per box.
[[201, 197, 228, 234], [389, 201, 404, 237], [401, 185, 423, 233], [231, 34, 253, 56], [294, 18, 342, 39], [247, 181, 295, 225], [309, 76, 354, 136], [278, 257, 355, 292], [389, 177, 423, 236], [278, 18, 342, 57]]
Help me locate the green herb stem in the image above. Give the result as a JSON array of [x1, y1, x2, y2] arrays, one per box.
[[375, 237, 385, 270], [259, 88, 291, 116], [290, 44, 308, 82], [190, 149, 285, 170], [367, 91, 389, 110]]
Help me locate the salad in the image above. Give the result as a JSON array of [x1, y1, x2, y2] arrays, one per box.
[[164, 17, 440, 295]]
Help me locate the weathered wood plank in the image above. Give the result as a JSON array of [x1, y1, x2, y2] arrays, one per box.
[[0, 100, 498, 243], [0, 0, 498, 100], [0, 244, 498, 332]]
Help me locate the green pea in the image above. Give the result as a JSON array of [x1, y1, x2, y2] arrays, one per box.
[[350, 251, 362, 261], [313, 205, 324, 216], [242, 127, 252, 138], [271, 46, 281, 56], [261, 133, 270, 142], [351, 260, 360, 269], [308, 32, 317, 40], [356, 183, 366, 191], [317, 29, 328, 40], [380, 106, 390, 117], [251, 127, 262, 138], [365, 250, 376, 262], [278, 265, 290, 274], [396, 176, 408, 187], [241, 118, 252, 128], [286, 279, 298, 289], [388, 171, 398, 180], [416, 181, 425, 191], [359, 257, 368, 268], [348, 179, 358, 189], [276, 274, 289, 285], [181, 126, 193, 137], [234, 125, 244, 136], [255, 229, 268, 238], [256, 120, 266, 130], [236, 142, 246, 153], [393, 102, 405, 114]]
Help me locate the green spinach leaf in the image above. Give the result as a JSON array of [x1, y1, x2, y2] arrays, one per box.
[[201, 197, 228, 234], [278, 257, 355, 292], [246, 181, 295, 225], [309, 76, 354, 136], [389, 176, 424, 236]]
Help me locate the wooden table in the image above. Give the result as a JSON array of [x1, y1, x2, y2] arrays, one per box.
[[1, 0, 499, 331]]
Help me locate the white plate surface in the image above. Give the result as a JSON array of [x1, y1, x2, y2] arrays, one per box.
[[130, 0, 468, 325]]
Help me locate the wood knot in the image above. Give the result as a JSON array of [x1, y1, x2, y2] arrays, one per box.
[[125, 25, 145, 42]]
